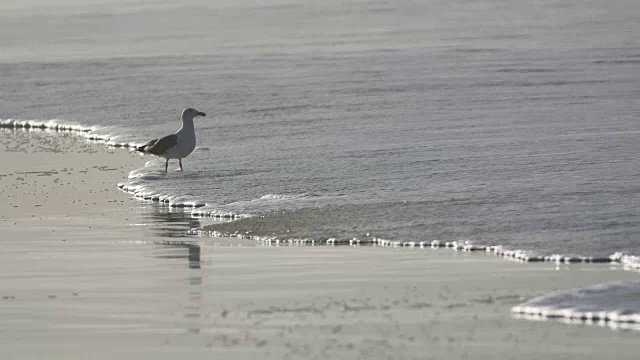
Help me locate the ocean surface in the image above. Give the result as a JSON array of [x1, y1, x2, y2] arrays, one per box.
[[1, 0, 639, 258]]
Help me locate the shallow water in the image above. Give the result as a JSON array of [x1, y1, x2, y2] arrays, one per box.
[[1, 0, 639, 256]]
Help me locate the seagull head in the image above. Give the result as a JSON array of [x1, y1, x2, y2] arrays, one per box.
[[182, 108, 207, 120]]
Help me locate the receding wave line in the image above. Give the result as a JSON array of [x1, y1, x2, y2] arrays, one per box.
[[191, 227, 640, 270], [0, 118, 137, 148], [116, 179, 244, 219], [1, 118, 94, 133], [4, 117, 640, 275]]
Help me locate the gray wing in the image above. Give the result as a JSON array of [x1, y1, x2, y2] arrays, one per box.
[[136, 138, 158, 152], [145, 134, 178, 156]]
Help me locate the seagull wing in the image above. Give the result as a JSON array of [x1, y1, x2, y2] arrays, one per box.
[[144, 134, 178, 156]]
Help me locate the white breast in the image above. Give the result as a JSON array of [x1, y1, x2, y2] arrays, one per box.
[[163, 126, 196, 159]]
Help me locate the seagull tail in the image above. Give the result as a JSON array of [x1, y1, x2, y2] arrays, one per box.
[[136, 139, 158, 153]]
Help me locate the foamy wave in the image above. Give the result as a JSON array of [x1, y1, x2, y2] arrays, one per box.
[[118, 168, 249, 219], [259, 194, 305, 200], [0, 118, 142, 149], [190, 228, 640, 272], [117, 181, 206, 208], [127, 168, 166, 181], [610, 252, 640, 271], [512, 281, 640, 331], [0, 118, 93, 132], [191, 206, 248, 219], [218, 193, 309, 209]]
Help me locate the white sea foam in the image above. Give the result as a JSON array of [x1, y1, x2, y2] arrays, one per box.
[[512, 281, 640, 330], [117, 179, 208, 209], [218, 193, 309, 209], [191, 207, 244, 219], [259, 194, 305, 200], [0, 118, 142, 150], [0, 118, 93, 133]]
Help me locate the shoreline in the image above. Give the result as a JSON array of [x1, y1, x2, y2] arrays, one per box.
[[194, 227, 640, 269], [1, 128, 639, 359], [4, 118, 637, 272]]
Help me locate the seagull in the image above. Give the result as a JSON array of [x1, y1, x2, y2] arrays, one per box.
[[136, 108, 206, 172]]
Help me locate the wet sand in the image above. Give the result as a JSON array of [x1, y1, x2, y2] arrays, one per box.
[[0, 130, 638, 359]]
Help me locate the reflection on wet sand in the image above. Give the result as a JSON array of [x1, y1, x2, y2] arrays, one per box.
[[140, 203, 204, 333], [155, 241, 201, 270], [140, 203, 203, 238], [141, 203, 203, 270]]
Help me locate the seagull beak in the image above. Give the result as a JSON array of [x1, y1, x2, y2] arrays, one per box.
[[197, 111, 206, 117]]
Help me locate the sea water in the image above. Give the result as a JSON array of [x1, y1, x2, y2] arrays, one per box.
[[1, 0, 638, 258]]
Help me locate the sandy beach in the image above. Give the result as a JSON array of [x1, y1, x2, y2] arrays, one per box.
[[1, 129, 638, 359]]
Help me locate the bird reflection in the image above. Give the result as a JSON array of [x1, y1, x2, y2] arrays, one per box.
[[141, 202, 203, 238], [136, 202, 203, 270], [154, 241, 202, 269], [187, 243, 201, 270], [142, 204, 203, 268], [141, 203, 204, 334]]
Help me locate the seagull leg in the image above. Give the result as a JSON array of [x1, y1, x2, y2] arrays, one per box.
[[179, 159, 183, 171], [165, 159, 169, 173]]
